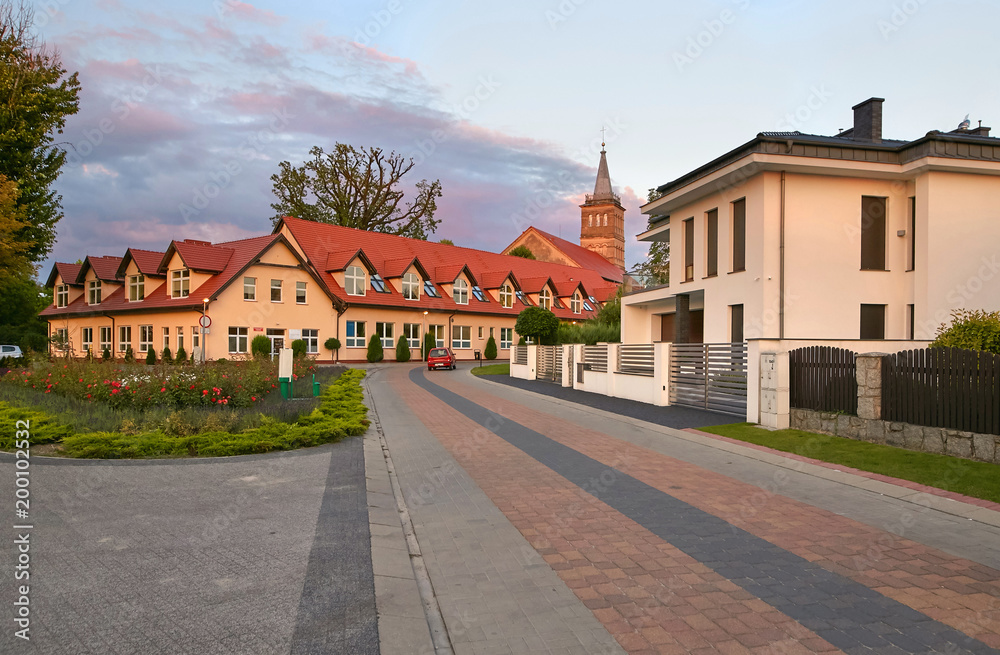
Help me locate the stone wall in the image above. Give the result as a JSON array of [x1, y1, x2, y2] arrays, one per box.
[[790, 408, 1000, 465]]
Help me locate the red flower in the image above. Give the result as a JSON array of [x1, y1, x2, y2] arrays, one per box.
[[86, 394, 91, 398], [202, 389, 209, 395], [250, 396, 256, 401], [160, 387, 166, 392], [189, 384, 195, 389], [111, 389, 119, 395]]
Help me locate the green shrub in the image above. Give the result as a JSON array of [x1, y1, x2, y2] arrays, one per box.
[[395, 335, 411, 362], [484, 335, 497, 360], [422, 332, 436, 360], [556, 321, 621, 345], [367, 334, 384, 363], [123, 347, 135, 362], [324, 337, 341, 352], [517, 336, 525, 346], [251, 335, 271, 359], [931, 309, 1000, 355], [102, 347, 111, 361], [0, 402, 75, 448], [145, 347, 156, 365], [175, 346, 188, 364], [291, 339, 308, 358], [507, 245, 536, 259], [161, 347, 173, 364]]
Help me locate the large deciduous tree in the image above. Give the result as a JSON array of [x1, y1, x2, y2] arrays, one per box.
[[0, 1, 81, 263], [630, 188, 670, 287], [0, 174, 32, 282], [270, 144, 443, 240]]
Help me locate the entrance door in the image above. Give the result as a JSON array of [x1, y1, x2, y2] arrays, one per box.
[[266, 329, 285, 358]]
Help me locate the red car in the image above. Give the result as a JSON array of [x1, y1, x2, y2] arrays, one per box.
[[427, 347, 457, 370]]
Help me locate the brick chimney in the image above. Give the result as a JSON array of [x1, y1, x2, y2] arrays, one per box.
[[852, 97, 884, 143]]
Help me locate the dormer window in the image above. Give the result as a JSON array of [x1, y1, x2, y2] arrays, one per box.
[[87, 280, 102, 305], [423, 280, 439, 298], [56, 285, 69, 308], [516, 290, 528, 305], [471, 285, 486, 302], [453, 278, 468, 305], [588, 295, 597, 304], [171, 269, 190, 298], [402, 272, 420, 300], [128, 275, 145, 302], [345, 266, 366, 296], [370, 273, 387, 293], [539, 288, 552, 310], [571, 291, 582, 314], [583, 300, 594, 311], [499, 283, 513, 308]]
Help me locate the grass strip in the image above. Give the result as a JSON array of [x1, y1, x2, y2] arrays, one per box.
[[471, 363, 510, 376], [699, 422, 1000, 504]]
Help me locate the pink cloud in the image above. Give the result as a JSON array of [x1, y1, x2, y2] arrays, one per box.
[[223, 1, 287, 26]]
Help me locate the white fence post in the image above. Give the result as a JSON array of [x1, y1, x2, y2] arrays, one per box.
[[606, 343, 619, 398], [527, 344, 538, 380], [654, 342, 671, 406], [561, 344, 573, 388]]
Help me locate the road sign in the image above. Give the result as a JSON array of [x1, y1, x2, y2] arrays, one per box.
[[199, 315, 212, 328]]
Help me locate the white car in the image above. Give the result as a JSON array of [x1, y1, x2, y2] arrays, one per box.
[[0, 345, 23, 361]]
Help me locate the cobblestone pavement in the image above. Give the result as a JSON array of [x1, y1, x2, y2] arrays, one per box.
[[380, 364, 1000, 655], [0, 439, 376, 655]]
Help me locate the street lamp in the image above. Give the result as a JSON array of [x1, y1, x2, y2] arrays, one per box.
[[201, 298, 210, 363]]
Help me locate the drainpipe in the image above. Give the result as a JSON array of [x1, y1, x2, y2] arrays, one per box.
[[46, 320, 51, 357], [779, 171, 786, 340], [447, 312, 457, 351], [335, 304, 345, 364]]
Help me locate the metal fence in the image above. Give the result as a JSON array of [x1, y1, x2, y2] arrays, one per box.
[[513, 345, 528, 366], [789, 346, 858, 415], [669, 342, 747, 415], [618, 344, 655, 376], [583, 344, 609, 372]]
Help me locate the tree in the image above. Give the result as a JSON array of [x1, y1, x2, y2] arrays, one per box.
[[0, 274, 48, 351], [124, 346, 135, 362], [270, 144, 443, 240], [422, 332, 436, 360], [0, 175, 31, 281], [395, 335, 411, 362], [439, 238, 454, 246], [324, 337, 341, 362], [484, 335, 497, 360], [175, 346, 188, 364], [0, 3, 81, 263], [161, 346, 172, 364], [595, 287, 622, 327], [507, 245, 536, 260], [931, 310, 1000, 355], [514, 307, 559, 343], [367, 333, 384, 363], [629, 188, 670, 287], [145, 347, 156, 365], [250, 335, 271, 359]]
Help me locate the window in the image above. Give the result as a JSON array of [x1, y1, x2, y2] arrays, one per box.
[[395, 323, 417, 348], [128, 274, 145, 302], [56, 285, 69, 308], [99, 326, 112, 353], [907, 196, 916, 272], [400, 272, 419, 300], [177, 326, 184, 352], [683, 217, 694, 282], [588, 214, 592, 227], [118, 326, 131, 353], [345, 266, 366, 296], [82, 327, 93, 353], [162, 327, 170, 350], [516, 290, 529, 305], [428, 324, 445, 347], [452, 325, 471, 349], [171, 270, 189, 298], [453, 278, 468, 304], [861, 196, 887, 271], [296, 281, 307, 304], [228, 327, 248, 353], [370, 273, 387, 293], [603, 214, 608, 226], [54, 328, 68, 351], [732, 198, 746, 273], [730, 304, 744, 343], [706, 209, 718, 277], [192, 326, 199, 350], [472, 286, 486, 302], [539, 288, 552, 310], [571, 291, 582, 314], [499, 284, 513, 308], [88, 280, 102, 305], [860, 304, 886, 339], [270, 279, 282, 302], [500, 327, 513, 349], [139, 325, 153, 353], [907, 304, 915, 340], [478, 326, 483, 338], [302, 329, 319, 354], [423, 280, 439, 298], [346, 321, 366, 348], [244, 277, 256, 301], [583, 300, 594, 312], [376, 322, 394, 348]]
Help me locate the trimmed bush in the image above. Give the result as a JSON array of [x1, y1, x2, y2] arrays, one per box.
[[932, 309, 1000, 355], [123, 347, 135, 363], [324, 337, 341, 352], [422, 332, 436, 360], [367, 334, 384, 363], [145, 347, 156, 365], [291, 339, 308, 358], [102, 347, 111, 361], [484, 335, 497, 360], [395, 335, 411, 362], [251, 335, 272, 359], [517, 336, 525, 346], [515, 307, 560, 344], [161, 347, 173, 364], [175, 346, 188, 364]]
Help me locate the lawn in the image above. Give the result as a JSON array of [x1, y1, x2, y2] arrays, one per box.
[[699, 423, 1000, 504], [471, 363, 510, 376]]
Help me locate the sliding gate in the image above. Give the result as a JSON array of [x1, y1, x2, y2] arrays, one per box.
[[536, 345, 563, 383], [669, 342, 748, 415]]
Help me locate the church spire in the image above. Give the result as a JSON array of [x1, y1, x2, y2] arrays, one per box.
[[579, 138, 625, 271], [592, 146, 613, 199]]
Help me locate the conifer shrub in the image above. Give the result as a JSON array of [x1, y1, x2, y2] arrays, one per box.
[[367, 333, 384, 362], [395, 335, 411, 362]]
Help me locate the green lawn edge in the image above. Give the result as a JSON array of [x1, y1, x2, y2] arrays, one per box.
[[699, 422, 1000, 504], [1, 369, 370, 459], [471, 363, 510, 376]]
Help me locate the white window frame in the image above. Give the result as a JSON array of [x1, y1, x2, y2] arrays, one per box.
[[429, 324, 445, 347], [571, 291, 582, 314], [118, 326, 131, 353], [139, 325, 153, 352], [191, 326, 200, 350], [228, 327, 249, 354], [500, 328, 513, 350], [453, 278, 468, 305], [270, 279, 282, 303], [162, 327, 170, 350], [88, 280, 102, 305], [452, 325, 471, 350], [345, 266, 366, 296], [376, 322, 394, 349], [402, 273, 420, 301], [177, 326, 184, 352], [244, 276, 256, 301], [296, 281, 307, 304], [55, 328, 68, 351], [171, 269, 190, 298], [128, 274, 144, 302], [346, 320, 366, 348], [99, 326, 112, 353], [403, 323, 420, 348], [56, 284, 69, 308], [499, 283, 513, 308], [539, 288, 552, 310], [81, 327, 93, 352], [302, 328, 319, 354]]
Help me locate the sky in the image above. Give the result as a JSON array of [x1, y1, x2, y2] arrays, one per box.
[[36, 0, 1000, 274]]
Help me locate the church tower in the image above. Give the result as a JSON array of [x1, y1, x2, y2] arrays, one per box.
[[580, 143, 625, 270]]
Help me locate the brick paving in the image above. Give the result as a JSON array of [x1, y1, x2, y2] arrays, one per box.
[[389, 366, 1000, 654]]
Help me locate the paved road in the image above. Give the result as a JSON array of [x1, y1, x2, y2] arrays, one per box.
[[367, 364, 1000, 654]]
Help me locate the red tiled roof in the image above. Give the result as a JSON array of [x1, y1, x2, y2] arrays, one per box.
[[117, 248, 166, 278], [78, 255, 124, 283], [277, 217, 616, 321], [45, 262, 83, 288], [514, 227, 624, 284], [554, 280, 584, 297], [160, 240, 235, 273]]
